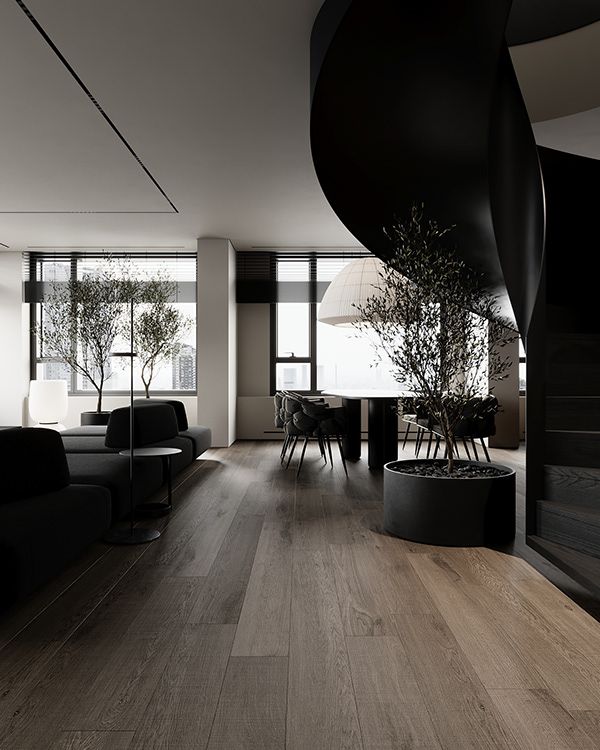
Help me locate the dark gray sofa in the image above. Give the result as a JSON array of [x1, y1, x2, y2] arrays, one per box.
[[0, 428, 111, 607], [61, 401, 211, 519]]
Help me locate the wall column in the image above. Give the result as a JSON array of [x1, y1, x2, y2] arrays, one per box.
[[0, 252, 29, 426], [489, 328, 520, 449], [196, 238, 237, 447]]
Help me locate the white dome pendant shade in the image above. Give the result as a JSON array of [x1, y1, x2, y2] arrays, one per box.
[[29, 379, 68, 430], [317, 256, 388, 327]]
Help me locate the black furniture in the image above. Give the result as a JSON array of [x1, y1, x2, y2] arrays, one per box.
[[403, 395, 498, 463], [62, 401, 211, 519], [322, 390, 411, 470], [121, 446, 182, 515], [0, 428, 111, 608]]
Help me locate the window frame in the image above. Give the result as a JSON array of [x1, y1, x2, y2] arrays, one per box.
[[29, 253, 198, 397], [270, 254, 318, 395]]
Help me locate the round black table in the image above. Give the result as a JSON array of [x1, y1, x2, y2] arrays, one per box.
[[119, 447, 182, 516]]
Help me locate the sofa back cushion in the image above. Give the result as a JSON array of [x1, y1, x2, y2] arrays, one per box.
[[133, 398, 188, 431], [0, 427, 70, 503], [105, 403, 179, 449]]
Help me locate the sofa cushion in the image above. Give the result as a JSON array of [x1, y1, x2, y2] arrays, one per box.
[[0, 484, 111, 607], [67, 453, 163, 520], [179, 426, 212, 458], [61, 435, 115, 454], [105, 403, 179, 449], [62, 426, 107, 437], [147, 436, 194, 476], [0, 428, 70, 503], [134, 399, 189, 431]]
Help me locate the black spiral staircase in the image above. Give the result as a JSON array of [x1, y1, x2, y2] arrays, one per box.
[[310, 1, 600, 593]]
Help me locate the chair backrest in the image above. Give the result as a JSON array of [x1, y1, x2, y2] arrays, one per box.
[[105, 403, 179, 449], [274, 392, 285, 428], [0, 427, 70, 502]]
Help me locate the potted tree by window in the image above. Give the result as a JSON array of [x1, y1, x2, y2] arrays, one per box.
[[133, 275, 192, 398], [37, 259, 135, 426], [355, 206, 517, 546]]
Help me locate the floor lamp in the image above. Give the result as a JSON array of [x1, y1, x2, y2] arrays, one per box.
[[104, 297, 160, 545]]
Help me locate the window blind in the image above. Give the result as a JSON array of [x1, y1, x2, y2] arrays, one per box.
[[23, 251, 197, 303], [236, 250, 372, 303]]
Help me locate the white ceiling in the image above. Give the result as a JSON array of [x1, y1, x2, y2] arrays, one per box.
[[1, 1, 599, 253]]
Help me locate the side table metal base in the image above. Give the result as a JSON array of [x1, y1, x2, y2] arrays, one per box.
[[104, 527, 161, 545]]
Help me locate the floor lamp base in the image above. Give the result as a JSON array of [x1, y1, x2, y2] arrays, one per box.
[[104, 527, 161, 545]]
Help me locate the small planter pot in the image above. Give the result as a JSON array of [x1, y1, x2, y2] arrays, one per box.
[[383, 459, 515, 547], [80, 411, 111, 426]]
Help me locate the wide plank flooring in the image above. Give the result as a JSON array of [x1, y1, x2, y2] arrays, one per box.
[[2, 440, 600, 749]]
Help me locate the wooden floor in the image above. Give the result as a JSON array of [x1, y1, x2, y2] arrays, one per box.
[[2, 440, 600, 749]]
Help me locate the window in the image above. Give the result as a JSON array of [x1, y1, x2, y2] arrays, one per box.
[[29, 253, 197, 395], [271, 255, 396, 393]]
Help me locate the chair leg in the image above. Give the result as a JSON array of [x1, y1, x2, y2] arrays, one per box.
[[326, 435, 334, 468], [481, 438, 491, 463], [401, 422, 411, 450], [426, 430, 434, 459], [318, 434, 327, 464], [414, 428, 422, 456], [286, 436, 299, 469], [470, 438, 479, 462], [462, 439, 471, 461], [280, 435, 290, 463], [336, 434, 348, 477], [453, 439, 460, 459], [296, 436, 309, 478]]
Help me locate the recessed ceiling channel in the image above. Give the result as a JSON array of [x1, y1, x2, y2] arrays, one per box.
[[4, 0, 178, 214]]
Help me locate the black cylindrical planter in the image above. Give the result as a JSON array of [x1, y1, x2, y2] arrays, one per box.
[[80, 411, 111, 426], [383, 459, 515, 547]]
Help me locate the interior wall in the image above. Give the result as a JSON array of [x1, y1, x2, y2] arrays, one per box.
[[236, 303, 274, 439], [489, 329, 521, 449], [197, 237, 237, 447], [0, 252, 29, 426]]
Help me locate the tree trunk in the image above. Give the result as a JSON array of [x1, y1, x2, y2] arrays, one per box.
[[144, 382, 150, 398], [96, 389, 103, 413]]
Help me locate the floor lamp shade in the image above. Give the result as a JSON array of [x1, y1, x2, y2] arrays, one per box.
[[29, 380, 68, 426], [317, 257, 388, 326]]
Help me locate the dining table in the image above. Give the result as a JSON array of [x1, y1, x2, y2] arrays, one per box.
[[322, 389, 414, 470]]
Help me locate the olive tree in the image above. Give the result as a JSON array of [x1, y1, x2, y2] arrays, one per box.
[[355, 205, 516, 473], [37, 260, 138, 413], [134, 275, 192, 397]]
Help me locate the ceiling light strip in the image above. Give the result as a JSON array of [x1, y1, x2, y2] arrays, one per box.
[[13, 0, 178, 214]]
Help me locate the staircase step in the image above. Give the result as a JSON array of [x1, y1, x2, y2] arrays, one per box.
[[537, 500, 600, 559], [544, 430, 600, 468], [546, 397, 600, 431], [544, 465, 600, 508]]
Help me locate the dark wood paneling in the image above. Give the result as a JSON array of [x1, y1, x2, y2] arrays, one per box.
[[546, 397, 600, 431], [537, 501, 600, 559], [545, 430, 600, 468], [544, 465, 600, 508]]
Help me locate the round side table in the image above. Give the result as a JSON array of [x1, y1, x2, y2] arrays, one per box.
[[119, 446, 182, 516]]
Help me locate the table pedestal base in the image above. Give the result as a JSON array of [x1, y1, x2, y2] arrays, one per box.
[[368, 398, 398, 470]]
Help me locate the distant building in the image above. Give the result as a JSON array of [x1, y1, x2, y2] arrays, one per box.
[[172, 344, 196, 390], [41, 361, 71, 383]]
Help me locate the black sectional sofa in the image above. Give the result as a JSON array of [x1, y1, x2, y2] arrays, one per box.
[[0, 400, 211, 608]]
